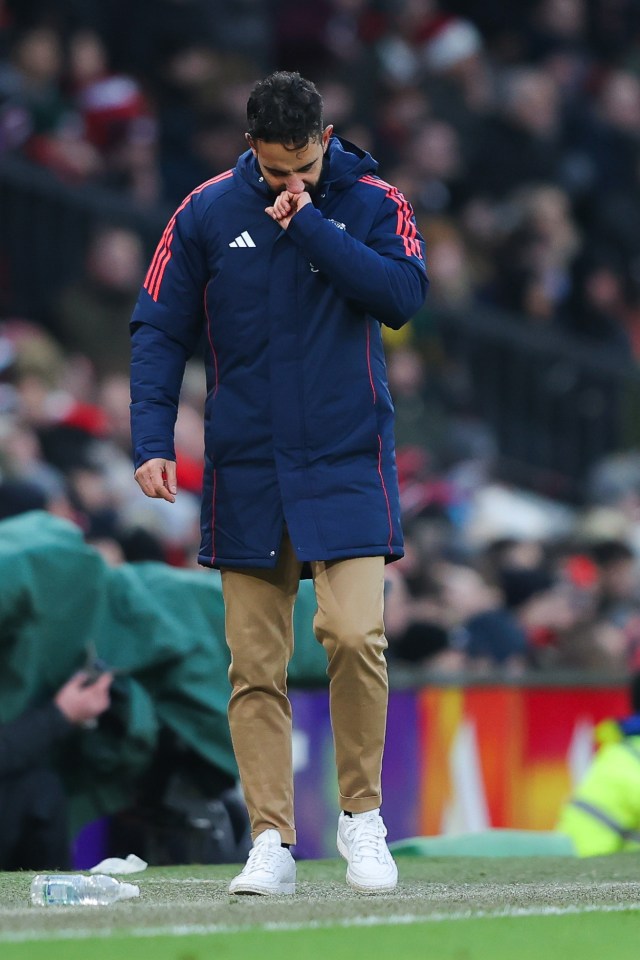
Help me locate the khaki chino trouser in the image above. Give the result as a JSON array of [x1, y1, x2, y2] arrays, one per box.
[[221, 530, 388, 845]]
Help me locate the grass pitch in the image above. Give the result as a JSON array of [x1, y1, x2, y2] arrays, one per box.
[[1, 854, 639, 959]]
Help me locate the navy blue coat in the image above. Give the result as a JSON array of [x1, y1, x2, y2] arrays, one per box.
[[130, 137, 428, 569]]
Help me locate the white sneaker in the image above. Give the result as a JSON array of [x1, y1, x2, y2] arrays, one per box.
[[337, 809, 398, 893], [228, 829, 296, 895]]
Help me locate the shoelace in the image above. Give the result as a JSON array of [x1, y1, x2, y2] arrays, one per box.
[[345, 815, 389, 861], [243, 843, 285, 876]]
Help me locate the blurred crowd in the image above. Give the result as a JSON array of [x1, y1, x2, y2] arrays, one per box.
[[3, 0, 640, 678], [3, 0, 640, 353]]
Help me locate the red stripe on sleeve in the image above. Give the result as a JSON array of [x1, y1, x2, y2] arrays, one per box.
[[145, 231, 172, 299], [358, 176, 423, 261], [143, 170, 233, 303], [148, 231, 174, 300]]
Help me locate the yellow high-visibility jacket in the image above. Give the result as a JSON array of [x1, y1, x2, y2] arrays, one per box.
[[557, 722, 640, 857]]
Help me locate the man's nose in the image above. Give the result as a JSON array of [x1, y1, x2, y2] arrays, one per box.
[[286, 176, 305, 194]]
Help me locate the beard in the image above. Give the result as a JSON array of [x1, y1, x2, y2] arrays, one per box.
[[271, 157, 327, 200]]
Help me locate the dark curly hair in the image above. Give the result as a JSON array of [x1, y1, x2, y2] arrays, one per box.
[[246, 71, 324, 149]]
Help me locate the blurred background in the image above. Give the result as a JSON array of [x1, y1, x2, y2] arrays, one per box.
[[3, 0, 640, 855]]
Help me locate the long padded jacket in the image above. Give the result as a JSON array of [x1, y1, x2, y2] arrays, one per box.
[[130, 136, 428, 570]]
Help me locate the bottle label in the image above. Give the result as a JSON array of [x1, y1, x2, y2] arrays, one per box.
[[45, 881, 69, 904]]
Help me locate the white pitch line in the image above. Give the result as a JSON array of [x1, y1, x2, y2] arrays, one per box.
[[1, 900, 640, 943]]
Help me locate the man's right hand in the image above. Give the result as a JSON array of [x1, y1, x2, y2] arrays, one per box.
[[54, 672, 113, 726], [134, 458, 177, 502], [265, 184, 312, 230]]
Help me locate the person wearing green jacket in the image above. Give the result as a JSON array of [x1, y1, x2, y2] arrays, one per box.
[[557, 674, 640, 856], [0, 671, 112, 869]]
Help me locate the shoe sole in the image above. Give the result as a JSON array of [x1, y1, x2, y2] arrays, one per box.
[[337, 834, 398, 894], [228, 882, 295, 896], [345, 875, 397, 894]]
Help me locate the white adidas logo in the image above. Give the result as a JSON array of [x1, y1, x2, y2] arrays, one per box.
[[229, 231, 256, 248]]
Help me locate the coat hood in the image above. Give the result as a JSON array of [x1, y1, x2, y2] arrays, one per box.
[[322, 136, 378, 189], [235, 135, 378, 197]]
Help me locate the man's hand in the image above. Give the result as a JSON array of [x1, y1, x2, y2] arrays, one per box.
[[54, 672, 113, 726], [134, 457, 177, 502], [265, 189, 312, 230]]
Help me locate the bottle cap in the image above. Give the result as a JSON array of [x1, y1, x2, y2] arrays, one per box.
[[118, 882, 140, 900]]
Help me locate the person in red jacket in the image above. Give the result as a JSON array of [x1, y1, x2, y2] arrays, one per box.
[[131, 71, 427, 895]]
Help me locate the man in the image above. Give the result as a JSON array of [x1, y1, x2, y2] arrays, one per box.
[[556, 673, 640, 856], [0, 671, 112, 869], [130, 71, 428, 894]]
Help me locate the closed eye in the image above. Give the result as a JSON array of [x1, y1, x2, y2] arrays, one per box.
[[264, 159, 318, 176]]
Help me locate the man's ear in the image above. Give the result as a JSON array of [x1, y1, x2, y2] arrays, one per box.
[[322, 125, 334, 151], [245, 133, 257, 156]]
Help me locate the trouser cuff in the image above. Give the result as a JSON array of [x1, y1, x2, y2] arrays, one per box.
[[339, 793, 382, 813], [252, 826, 297, 845]]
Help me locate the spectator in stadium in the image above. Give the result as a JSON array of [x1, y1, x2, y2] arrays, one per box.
[[130, 70, 427, 896], [488, 184, 580, 324], [437, 560, 529, 674], [53, 226, 145, 377], [589, 540, 639, 627], [384, 530, 452, 670], [401, 118, 468, 218], [416, 216, 476, 312], [0, 670, 112, 870], [468, 67, 563, 199], [7, 25, 102, 181], [561, 251, 634, 356], [67, 28, 160, 205]]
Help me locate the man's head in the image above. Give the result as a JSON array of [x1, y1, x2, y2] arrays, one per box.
[[246, 71, 332, 195]]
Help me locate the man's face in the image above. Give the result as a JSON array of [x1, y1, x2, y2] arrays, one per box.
[[247, 125, 333, 196]]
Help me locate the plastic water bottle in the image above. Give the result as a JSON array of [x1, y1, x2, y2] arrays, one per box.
[[30, 874, 140, 906]]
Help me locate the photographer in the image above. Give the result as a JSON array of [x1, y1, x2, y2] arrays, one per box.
[[0, 671, 112, 869]]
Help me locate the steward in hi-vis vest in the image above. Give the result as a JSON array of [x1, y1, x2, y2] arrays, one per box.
[[557, 711, 640, 856]]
